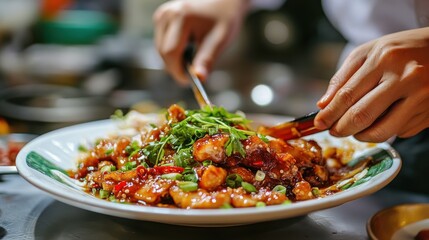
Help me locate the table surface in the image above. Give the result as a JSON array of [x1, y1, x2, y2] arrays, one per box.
[[1, 174, 429, 240]]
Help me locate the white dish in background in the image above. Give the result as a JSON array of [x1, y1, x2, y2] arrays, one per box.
[[16, 115, 401, 226]]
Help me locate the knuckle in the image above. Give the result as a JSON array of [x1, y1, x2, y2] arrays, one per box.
[[378, 43, 400, 62], [336, 87, 356, 108], [350, 107, 374, 129], [406, 63, 426, 79], [319, 106, 337, 128]]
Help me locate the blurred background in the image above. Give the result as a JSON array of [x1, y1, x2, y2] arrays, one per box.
[[0, 0, 346, 135]]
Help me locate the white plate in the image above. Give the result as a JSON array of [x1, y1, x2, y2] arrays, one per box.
[[15, 115, 401, 226]]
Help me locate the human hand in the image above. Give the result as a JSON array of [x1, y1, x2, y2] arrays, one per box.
[[315, 27, 429, 142], [153, 0, 249, 85]]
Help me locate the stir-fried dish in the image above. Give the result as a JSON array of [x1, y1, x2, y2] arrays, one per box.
[[70, 104, 389, 209]]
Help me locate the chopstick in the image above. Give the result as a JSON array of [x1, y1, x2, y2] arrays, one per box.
[[183, 44, 212, 109], [258, 111, 323, 140]]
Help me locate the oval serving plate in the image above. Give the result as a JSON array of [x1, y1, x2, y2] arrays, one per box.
[[16, 114, 401, 226]]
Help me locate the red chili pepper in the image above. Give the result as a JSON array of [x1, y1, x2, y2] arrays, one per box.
[[252, 160, 264, 168], [113, 181, 127, 193], [152, 166, 184, 175], [136, 165, 147, 179]]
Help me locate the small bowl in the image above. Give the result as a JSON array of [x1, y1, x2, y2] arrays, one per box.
[[367, 203, 429, 240]]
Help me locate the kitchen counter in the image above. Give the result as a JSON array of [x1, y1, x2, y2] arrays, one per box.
[[1, 174, 429, 240]]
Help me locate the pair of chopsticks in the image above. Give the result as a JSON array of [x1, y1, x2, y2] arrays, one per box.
[[183, 45, 212, 108], [182, 44, 322, 140], [257, 111, 320, 140]]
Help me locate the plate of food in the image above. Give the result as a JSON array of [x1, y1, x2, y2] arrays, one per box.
[[16, 104, 401, 226]]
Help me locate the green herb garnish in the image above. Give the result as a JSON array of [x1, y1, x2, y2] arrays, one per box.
[[142, 106, 254, 166]]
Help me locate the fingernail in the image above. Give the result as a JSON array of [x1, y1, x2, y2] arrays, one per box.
[[194, 66, 207, 81], [319, 94, 327, 103]]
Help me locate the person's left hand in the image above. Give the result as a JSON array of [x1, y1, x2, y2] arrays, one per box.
[[315, 27, 429, 142]]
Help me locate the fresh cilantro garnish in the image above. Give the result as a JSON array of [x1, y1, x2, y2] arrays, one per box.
[[142, 105, 255, 166]]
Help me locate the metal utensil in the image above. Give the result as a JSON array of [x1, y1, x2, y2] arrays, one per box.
[[0, 166, 17, 174], [258, 111, 324, 140], [183, 45, 212, 108]]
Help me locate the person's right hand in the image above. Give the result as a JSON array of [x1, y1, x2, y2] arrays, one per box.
[[153, 0, 249, 85]]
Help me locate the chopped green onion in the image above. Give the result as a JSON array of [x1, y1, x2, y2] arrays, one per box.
[[220, 203, 233, 209], [100, 165, 113, 173], [105, 149, 114, 155], [255, 201, 266, 208], [108, 195, 117, 202], [125, 141, 140, 154], [241, 182, 257, 193], [161, 173, 183, 180], [255, 170, 265, 181], [226, 174, 243, 188], [312, 187, 320, 197], [99, 189, 110, 199], [273, 185, 287, 195], [122, 161, 137, 171], [178, 181, 198, 192], [340, 182, 353, 190], [202, 160, 212, 167], [282, 200, 292, 205]]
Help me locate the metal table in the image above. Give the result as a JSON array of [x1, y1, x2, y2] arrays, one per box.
[[1, 174, 429, 240]]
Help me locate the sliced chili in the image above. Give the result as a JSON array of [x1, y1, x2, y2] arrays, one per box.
[[113, 181, 127, 193], [136, 165, 147, 179]]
